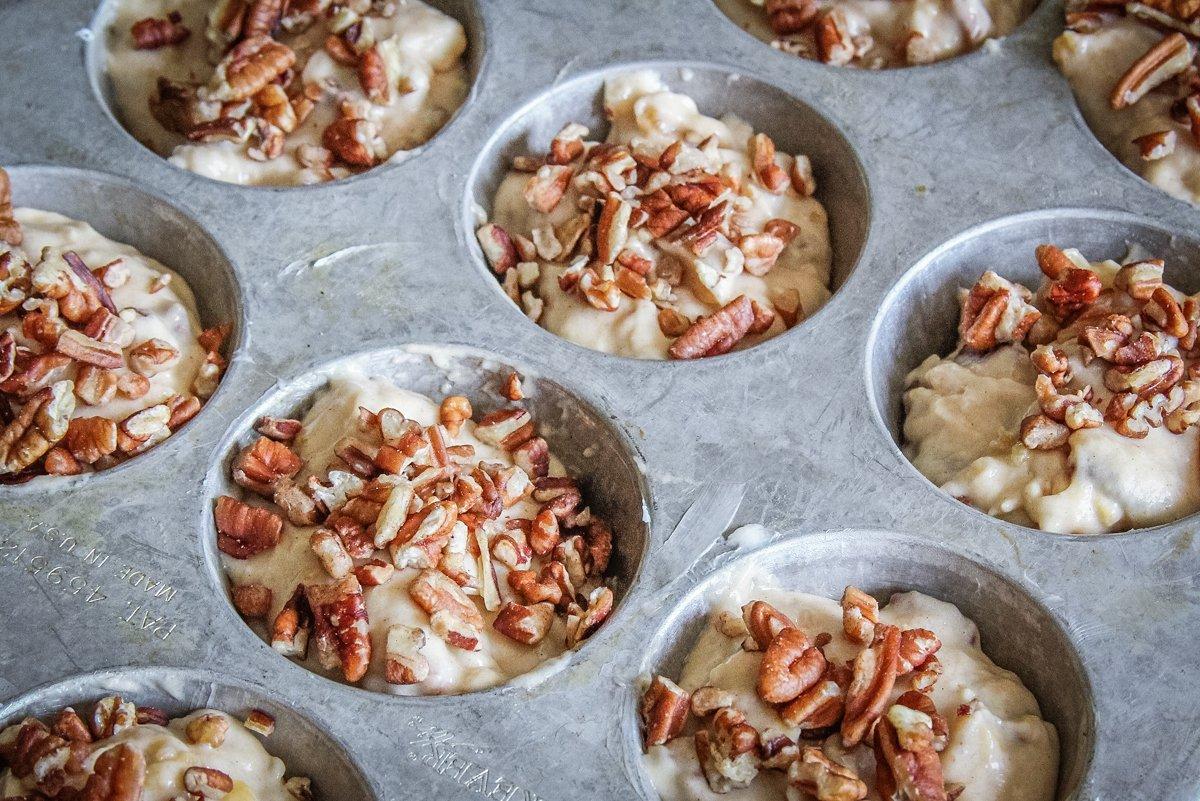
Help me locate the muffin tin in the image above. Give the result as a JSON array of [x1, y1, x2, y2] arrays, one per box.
[[0, 0, 1197, 798]]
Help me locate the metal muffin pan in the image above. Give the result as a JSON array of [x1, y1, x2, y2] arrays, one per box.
[[0, 0, 1197, 798]]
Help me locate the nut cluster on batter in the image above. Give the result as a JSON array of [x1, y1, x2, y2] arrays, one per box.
[[478, 122, 815, 360], [215, 373, 616, 688], [0, 696, 308, 800], [641, 587, 951, 800], [0, 168, 228, 481]]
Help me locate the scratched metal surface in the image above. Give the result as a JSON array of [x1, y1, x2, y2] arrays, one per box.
[[0, 0, 1197, 798]]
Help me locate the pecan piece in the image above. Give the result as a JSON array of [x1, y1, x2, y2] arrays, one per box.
[[748, 133, 790, 193], [409, 568, 484, 649], [641, 675, 691, 748], [493, 601, 556, 645], [767, 0, 819, 33], [841, 586, 878, 644], [358, 45, 390, 103], [788, 747, 868, 801], [668, 295, 754, 360], [323, 117, 379, 167], [1111, 32, 1193, 109], [385, 624, 430, 684], [757, 628, 826, 704], [233, 436, 302, 494], [841, 623, 900, 747], [476, 224, 518, 274], [695, 707, 760, 793], [873, 702, 948, 801], [214, 495, 283, 558], [201, 35, 296, 103], [306, 576, 372, 682], [0, 381, 74, 473], [231, 583, 273, 619], [131, 12, 191, 49], [742, 599, 797, 650], [80, 743, 145, 801], [65, 416, 118, 465], [958, 271, 1040, 352]]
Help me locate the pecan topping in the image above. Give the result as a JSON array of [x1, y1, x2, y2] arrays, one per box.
[[202, 36, 296, 103], [131, 12, 191, 49], [788, 747, 868, 801], [757, 628, 826, 704], [214, 495, 283, 558], [695, 707, 760, 792], [0, 381, 74, 474], [668, 295, 755, 359], [841, 623, 900, 747], [80, 743, 145, 801], [1110, 32, 1193, 109], [641, 675, 691, 747], [385, 624, 429, 684], [873, 702, 948, 801], [742, 599, 797, 650], [840, 586, 878, 644], [958, 271, 1040, 352], [232, 583, 273, 619], [493, 600, 556, 645], [307, 576, 372, 682]]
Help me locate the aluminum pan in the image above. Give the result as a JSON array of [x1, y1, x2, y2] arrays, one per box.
[[0, 0, 1196, 797]]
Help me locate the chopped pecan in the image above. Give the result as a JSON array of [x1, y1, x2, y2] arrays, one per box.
[[748, 133, 790, 193], [742, 600, 797, 650], [1143, 286, 1189, 337], [1111, 32, 1193, 109], [358, 45, 389, 103], [841, 623, 900, 747], [385, 624, 429, 684], [0, 381, 74, 473], [767, 0, 819, 33], [690, 685, 736, 716], [202, 36, 295, 103], [233, 436, 302, 494], [1114, 260, 1163, 302], [255, 415, 302, 441], [323, 117, 379, 167], [757, 628, 826, 704], [185, 713, 229, 747], [271, 586, 312, 657], [127, 338, 180, 376], [788, 747, 868, 801], [523, 164, 574, 214], [55, 330, 122, 368], [131, 12, 191, 49], [80, 743, 145, 801], [779, 668, 847, 730], [64, 417, 118, 465], [1020, 413, 1070, 450], [958, 271, 1040, 352], [493, 601, 556, 645], [668, 295, 754, 359], [897, 628, 941, 673], [214, 495, 283, 558], [565, 586, 613, 646], [641, 675, 691, 748], [184, 765, 234, 797], [841, 586, 878, 644], [815, 9, 857, 65], [306, 576, 372, 682], [695, 707, 760, 793], [1135, 129, 1177, 160], [90, 696, 136, 739], [409, 568, 483, 648], [231, 583, 273, 618], [243, 709, 275, 737], [873, 702, 948, 801]]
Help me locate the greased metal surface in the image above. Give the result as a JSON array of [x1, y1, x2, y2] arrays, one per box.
[[0, 0, 1196, 799]]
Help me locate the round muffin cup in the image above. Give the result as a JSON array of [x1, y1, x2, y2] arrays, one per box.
[[462, 60, 871, 361], [0, 666, 377, 800], [867, 206, 1200, 537], [625, 529, 1095, 801], [84, 0, 488, 189], [201, 343, 651, 695], [1, 164, 243, 486]]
